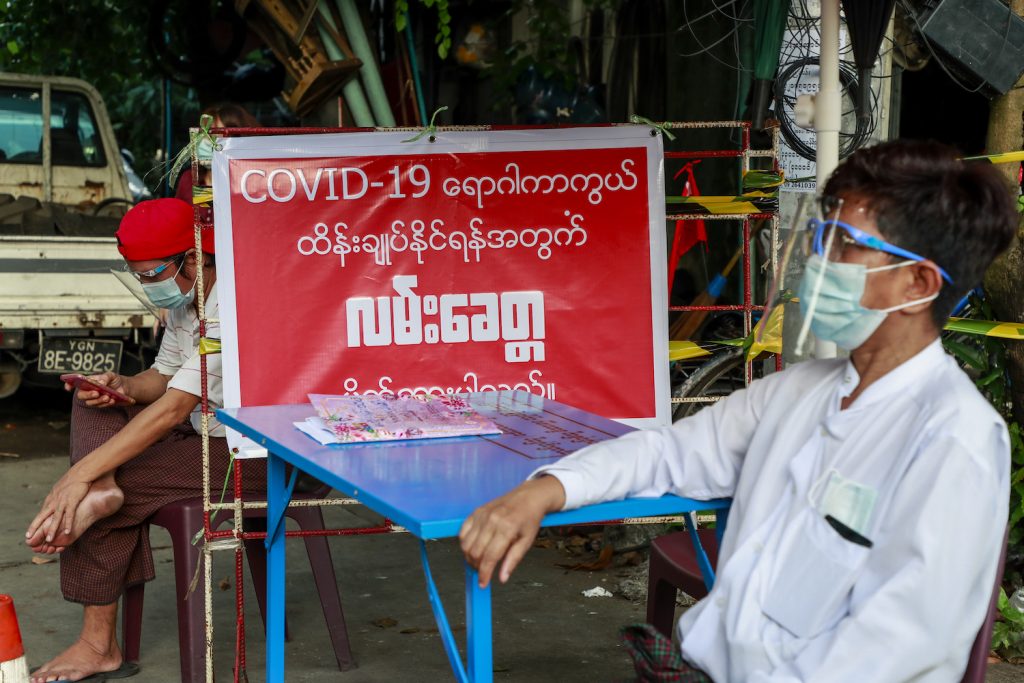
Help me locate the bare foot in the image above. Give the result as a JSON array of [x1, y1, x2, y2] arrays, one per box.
[[29, 636, 122, 683], [26, 482, 124, 553]]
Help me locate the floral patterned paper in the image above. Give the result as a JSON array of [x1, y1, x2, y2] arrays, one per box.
[[307, 393, 501, 443]]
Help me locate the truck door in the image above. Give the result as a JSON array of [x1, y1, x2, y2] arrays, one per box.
[[0, 85, 45, 198], [0, 81, 128, 213]]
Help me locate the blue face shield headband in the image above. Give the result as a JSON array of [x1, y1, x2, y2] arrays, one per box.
[[139, 257, 196, 309], [796, 216, 954, 351], [807, 217, 954, 284]]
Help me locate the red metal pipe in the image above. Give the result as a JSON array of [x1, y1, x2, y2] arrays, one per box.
[[205, 524, 396, 541], [669, 304, 765, 312], [668, 213, 775, 221], [214, 123, 619, 138], [742, 218, 753, 385], [231, 442, 246, 680], [665, 150, 744, 159], [234, 546, 246, 682]]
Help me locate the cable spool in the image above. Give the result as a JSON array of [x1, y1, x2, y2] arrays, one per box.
[[772, 56, 875, 161]]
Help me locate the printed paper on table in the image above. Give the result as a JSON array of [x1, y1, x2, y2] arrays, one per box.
[[297, 393, 501, 445], [212, 127, 669, 457]]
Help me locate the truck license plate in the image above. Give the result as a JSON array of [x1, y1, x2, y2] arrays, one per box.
[[38, 338, 122, 375]]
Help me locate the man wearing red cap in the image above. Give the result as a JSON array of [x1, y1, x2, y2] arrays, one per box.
[[24, 198, 264, 683]]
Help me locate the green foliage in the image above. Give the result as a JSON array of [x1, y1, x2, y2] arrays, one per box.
[[993, 587, 1024, 662], [1010, 423, 1024, 557], [942, 295, 1012, 414], [396, 0, 452, 59], [944, 293, 1024, 660]]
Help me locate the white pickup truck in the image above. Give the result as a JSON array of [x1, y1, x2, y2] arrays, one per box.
[[0, 72, 158, 398]]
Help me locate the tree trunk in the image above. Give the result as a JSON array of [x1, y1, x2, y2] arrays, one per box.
[[984, 0, 1024, 425]]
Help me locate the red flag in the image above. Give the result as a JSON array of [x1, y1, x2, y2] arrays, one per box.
[[668, 161, 708, 294]]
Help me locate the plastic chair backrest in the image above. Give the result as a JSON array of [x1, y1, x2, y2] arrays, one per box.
[[959, 524, 1008, 683]]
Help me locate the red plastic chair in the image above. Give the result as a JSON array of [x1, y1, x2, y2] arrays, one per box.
[[646, 524, 718, 638], [646, 523, 1008, 683], [960, 525, 1008, 683], [121, 488, 355, 683]]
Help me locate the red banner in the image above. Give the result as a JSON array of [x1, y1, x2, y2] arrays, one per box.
[[215, 128, 669, 438]]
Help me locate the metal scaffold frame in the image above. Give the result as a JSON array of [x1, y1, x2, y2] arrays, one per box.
[[663, 121, 782, 397], [186, 119, 780, 681]]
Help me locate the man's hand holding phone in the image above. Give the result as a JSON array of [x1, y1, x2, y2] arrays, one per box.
[[60, 372, 135, 407]]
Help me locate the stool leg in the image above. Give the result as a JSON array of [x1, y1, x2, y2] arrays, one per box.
[[166, 508, 208, 683], [297, 512, 356, 671], [121, 583, 144, 663], [646, 568, 680, 640]]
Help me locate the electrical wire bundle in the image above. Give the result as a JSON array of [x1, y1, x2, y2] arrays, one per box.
[[770, 0, 883, 162], [671, 0, 883, 163], [773, 56, 877, 161]]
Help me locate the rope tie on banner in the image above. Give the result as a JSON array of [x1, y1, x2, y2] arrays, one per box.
[[401, 106, 449, 143], [167, 114, 221, 186], [629, 115, 677, 140]]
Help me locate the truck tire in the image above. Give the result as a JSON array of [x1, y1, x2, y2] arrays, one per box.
[[0, 362, 21, 399]]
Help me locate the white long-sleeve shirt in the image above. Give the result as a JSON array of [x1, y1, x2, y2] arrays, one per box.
[[535, 339, 1007, 682]]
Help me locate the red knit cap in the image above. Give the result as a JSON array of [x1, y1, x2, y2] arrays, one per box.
[[116, 198, 214, 260]]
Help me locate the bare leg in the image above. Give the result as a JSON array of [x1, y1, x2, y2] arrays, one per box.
[[26, 474, 124, 553], [29, 602, 122, 683]]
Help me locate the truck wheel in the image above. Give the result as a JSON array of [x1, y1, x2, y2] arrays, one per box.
[[92, 197, 133, 217], [0, 363, 21, 399]]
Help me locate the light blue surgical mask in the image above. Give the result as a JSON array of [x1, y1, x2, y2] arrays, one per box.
[[196, 137, 214, 162], [141, 259, 196, 309], [797, 253, 938, 351]]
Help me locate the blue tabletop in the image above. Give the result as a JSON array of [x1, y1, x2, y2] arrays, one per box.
[[217, 391, 728, 538]]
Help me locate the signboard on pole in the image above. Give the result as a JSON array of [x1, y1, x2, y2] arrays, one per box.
[[213, 127, 669, 453]]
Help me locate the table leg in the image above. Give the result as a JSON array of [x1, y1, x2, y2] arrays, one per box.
[[465, 565, 493, 683], [715, 507, 729, 545], [266, 453, 287, 681], [685, 511, 716, 592]]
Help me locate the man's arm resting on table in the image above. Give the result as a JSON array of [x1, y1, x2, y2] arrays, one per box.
[[459, 475, 566, 589], [458, 373, 780, 588], [27, 387, 200, 540]]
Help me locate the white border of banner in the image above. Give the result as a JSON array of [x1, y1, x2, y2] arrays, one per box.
[[213, 127, 669, 455]]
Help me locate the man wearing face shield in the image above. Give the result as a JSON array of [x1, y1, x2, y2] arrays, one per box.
[[459, 140, 1018, 682], [24, 198, 266, 683]]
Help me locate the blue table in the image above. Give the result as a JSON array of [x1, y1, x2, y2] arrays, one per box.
[[218, 391, 729, 682]]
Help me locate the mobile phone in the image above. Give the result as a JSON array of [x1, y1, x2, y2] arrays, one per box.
[[59, 374, 133, 404]]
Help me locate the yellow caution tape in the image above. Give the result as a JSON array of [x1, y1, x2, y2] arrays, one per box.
[[192, 186, 213, 205], [746, 306, 784, 360], [669, 340, 713, 361], [199, 337, 221, 355], [963, 150, 1024, 165]]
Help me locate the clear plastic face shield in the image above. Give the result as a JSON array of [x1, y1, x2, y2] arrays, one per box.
[[109, 268, 164, 319], [756, 194, 816, 355], [759, 195, 951, 354]]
